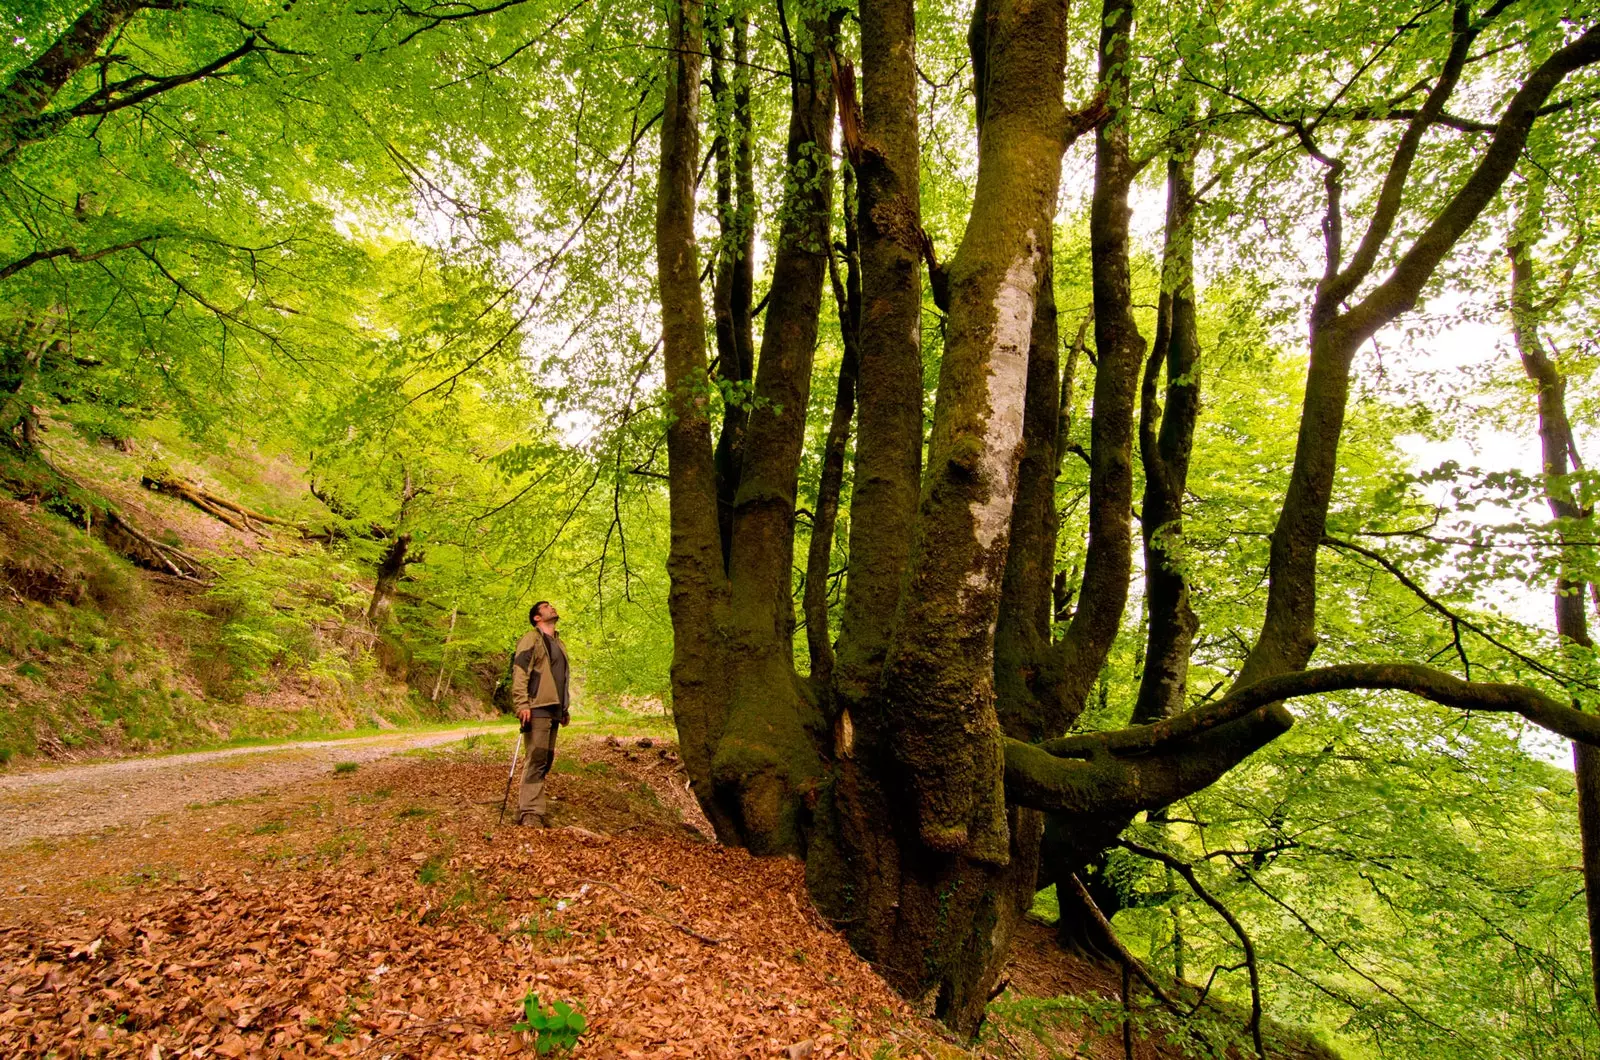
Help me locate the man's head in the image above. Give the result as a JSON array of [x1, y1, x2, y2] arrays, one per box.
[[529, 601, 559, 627]]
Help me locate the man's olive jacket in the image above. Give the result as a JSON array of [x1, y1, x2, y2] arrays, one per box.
[[511, 628, 562, 713]]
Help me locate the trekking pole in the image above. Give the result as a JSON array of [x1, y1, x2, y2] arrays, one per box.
[[497, 727, 522, 826]]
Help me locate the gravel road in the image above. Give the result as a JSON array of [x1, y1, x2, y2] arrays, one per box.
[[0, 723, 514, 847]]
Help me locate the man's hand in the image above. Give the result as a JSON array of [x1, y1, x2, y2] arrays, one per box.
[[558, 707, 571, 727], [517, 708, 531, 725]]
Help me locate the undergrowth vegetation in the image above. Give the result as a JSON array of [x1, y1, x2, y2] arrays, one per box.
[[0, 418, 500, 760]]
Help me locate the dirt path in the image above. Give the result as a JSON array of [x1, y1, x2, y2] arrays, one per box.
[[0, 722, 513, 847]]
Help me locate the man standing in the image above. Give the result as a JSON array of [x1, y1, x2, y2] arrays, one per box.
[[510, 600, 571, 828]]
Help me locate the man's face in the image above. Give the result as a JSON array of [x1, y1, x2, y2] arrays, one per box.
[[539, 603, 560, 624]]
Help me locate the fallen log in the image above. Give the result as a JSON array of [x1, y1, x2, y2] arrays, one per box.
[[141, 469, 295, 534]]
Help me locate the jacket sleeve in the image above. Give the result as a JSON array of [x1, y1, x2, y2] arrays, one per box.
[[510, 632, 545, 711]]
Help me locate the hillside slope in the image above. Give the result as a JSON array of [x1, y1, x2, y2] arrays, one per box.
[[0, 732, 1338, 1059], [0, 413, 495, 764]]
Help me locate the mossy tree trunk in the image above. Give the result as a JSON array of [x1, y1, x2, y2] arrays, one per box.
[[654, 0, 1600, 1037]]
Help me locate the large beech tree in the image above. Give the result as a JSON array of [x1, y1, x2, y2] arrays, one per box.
[[652, 0, 1600, 1034]]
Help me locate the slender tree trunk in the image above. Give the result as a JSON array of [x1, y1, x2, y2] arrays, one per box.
[[709, 11, 756, 571], [831, 0, 926, 711], [804, 166, 861, 691], [708, 8, 840, 854], [431, 605, 458, 703], [656, 0, 737, 838], [1132, 134, 1200, 726], [0, 345, 44, 450], [1509, 216, 1600, 1014], [1046, 0, 1144, 724], [810, 0, 931, 1001]]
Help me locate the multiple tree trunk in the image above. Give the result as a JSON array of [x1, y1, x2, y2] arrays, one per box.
[[653, 0, 1600, 1035]]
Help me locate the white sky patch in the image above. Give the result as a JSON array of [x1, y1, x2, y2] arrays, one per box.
[[1373, 309, 1592, 769]]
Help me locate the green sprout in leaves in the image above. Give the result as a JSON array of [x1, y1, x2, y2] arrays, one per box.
[[512, 991, 586, 1054]]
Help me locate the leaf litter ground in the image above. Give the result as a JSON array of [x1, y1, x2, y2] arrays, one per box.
[[0, 732, 1329, 1059], [0, 735, 938, 1058]]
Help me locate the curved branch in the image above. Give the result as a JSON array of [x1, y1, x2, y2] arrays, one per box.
[[1004, 703, 1293, 816], [1040, 662, 1600, 761]]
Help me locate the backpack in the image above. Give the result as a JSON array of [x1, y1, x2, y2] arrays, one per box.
[[496, 630, 552, 713], [494, 639, 518, 714]]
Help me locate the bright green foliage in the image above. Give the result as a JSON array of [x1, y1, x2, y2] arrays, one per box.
[[512, 991, 586, 1054]]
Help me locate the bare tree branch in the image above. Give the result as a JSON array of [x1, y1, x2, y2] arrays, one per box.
[[1117, 839, 1265, 1059], [0, 237, 161, 280]]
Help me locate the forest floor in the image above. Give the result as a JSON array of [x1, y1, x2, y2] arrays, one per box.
[[0, 731, 1335, 1059]]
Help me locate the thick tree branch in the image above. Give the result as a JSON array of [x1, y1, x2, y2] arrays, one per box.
[[0, 0, 157, 163], [1004, 702, 1292, 817], [1048, 0, 1145, 722], [1343, 21, 1600, 342], [1242, 16, 1600, 686], [1040, 663, 1600, 761]]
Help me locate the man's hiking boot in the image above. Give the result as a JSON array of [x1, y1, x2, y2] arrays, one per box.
[[519, 814, 548, 829]]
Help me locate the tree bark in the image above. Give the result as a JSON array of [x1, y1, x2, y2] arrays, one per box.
[[880, 0, 1067, 866], [820, 0, 1070, 1032], [831, 0, 926, 713], [652, 0, 1600, 1040], [1033, 0, 1147, 954], [804, 165, 861, 691], [993, 223, 1061, 743], [709, 6, 839, 854], [1046, 0, 1144, 725], [709, 11, 756, 572], [0, 345, 44, 450]]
